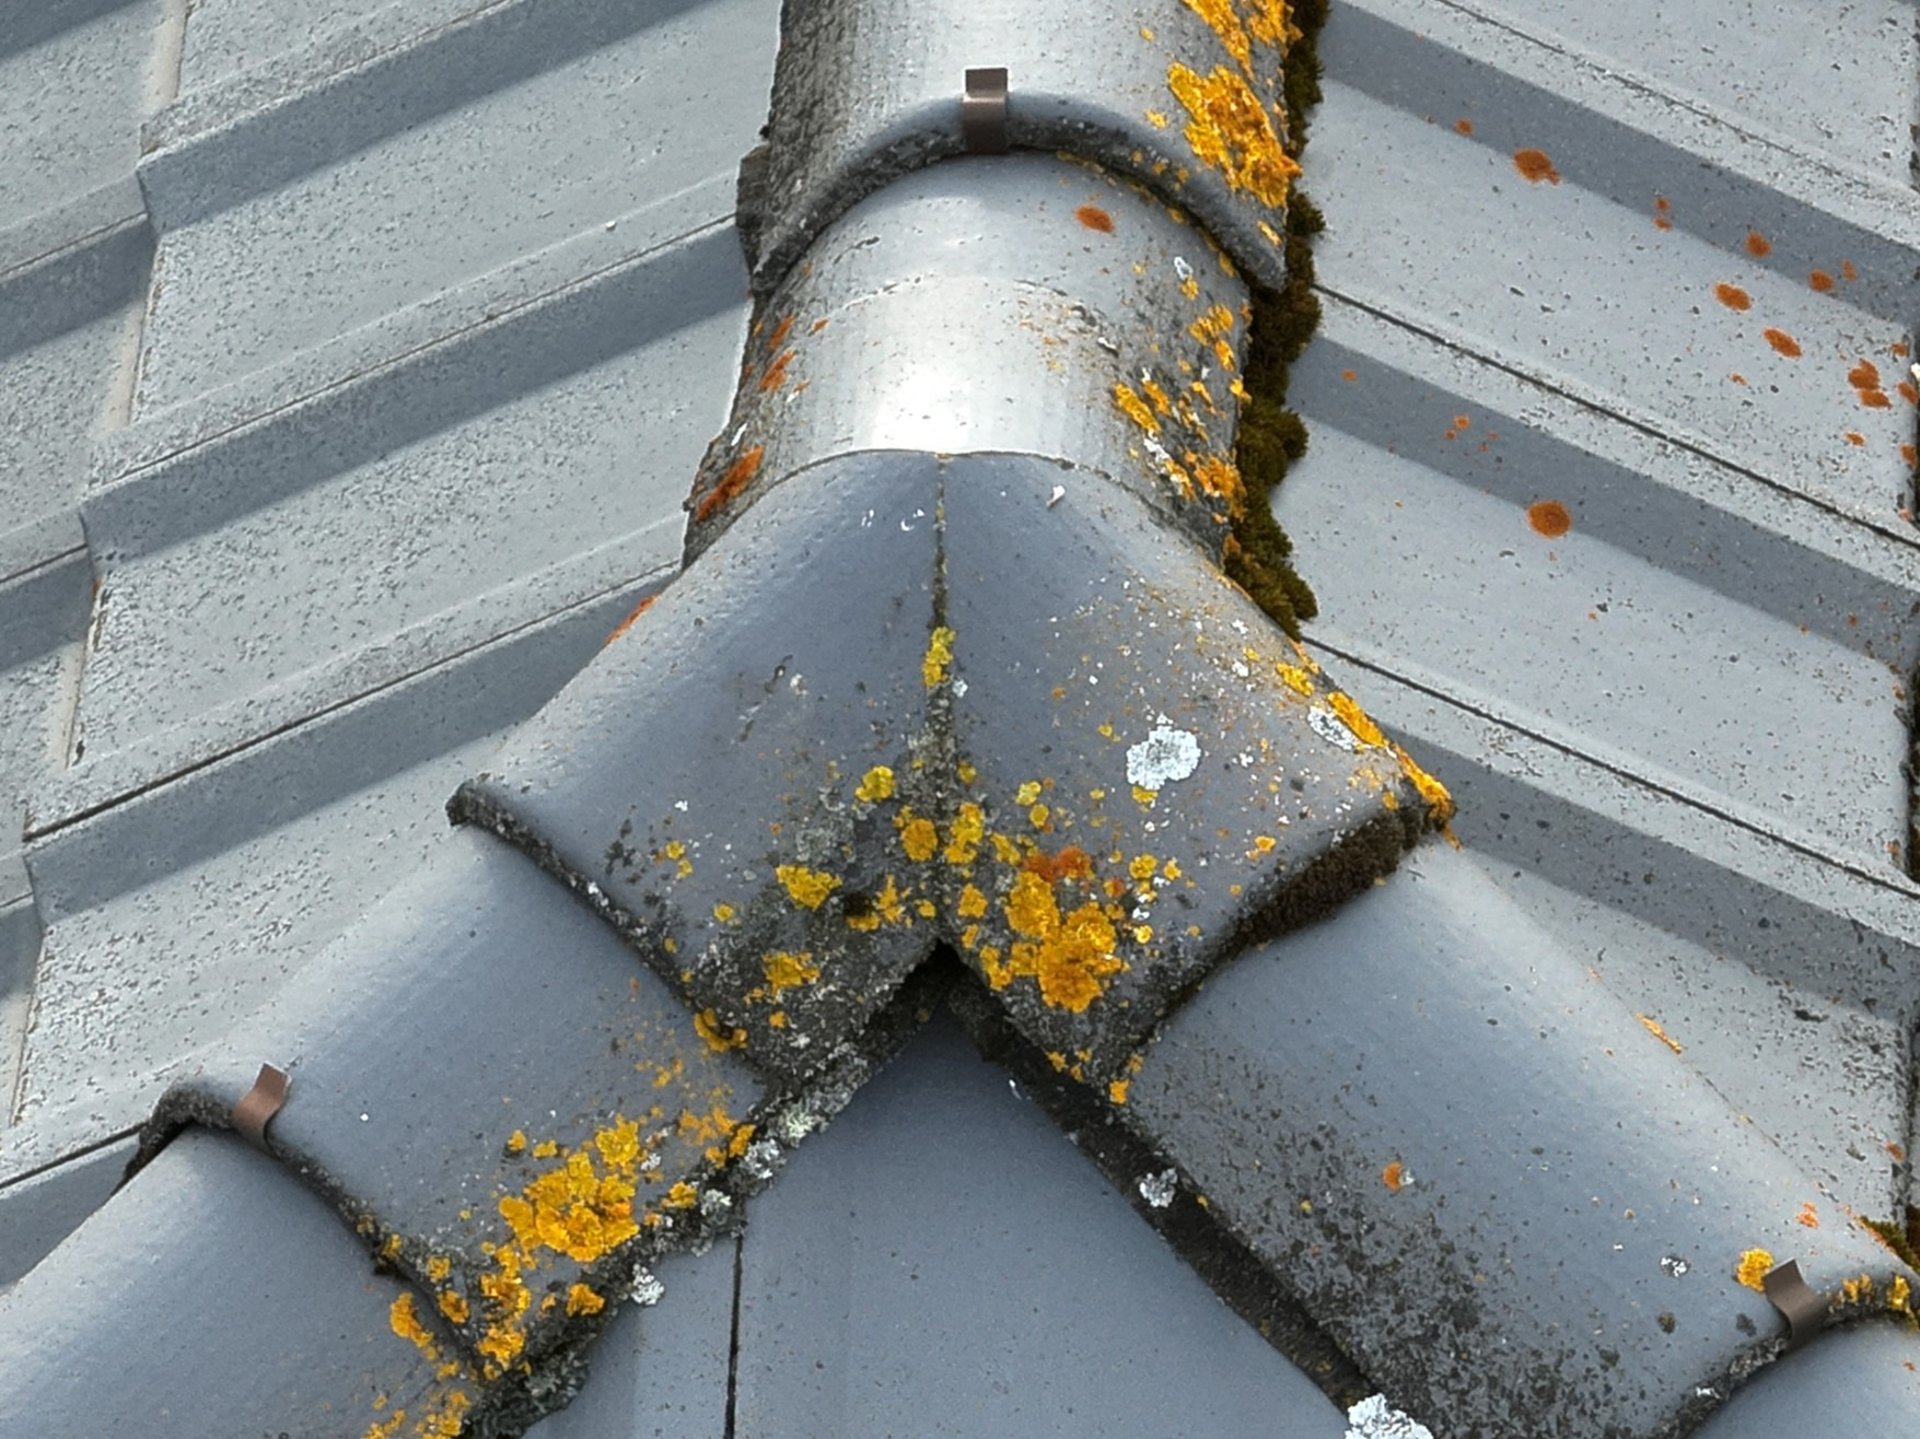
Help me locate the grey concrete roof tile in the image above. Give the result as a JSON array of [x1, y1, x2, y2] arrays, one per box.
[[519, 1245, 738, 1439], [139, 825, 763, 1405], [1126, 839, 1912, 1437], [731, 1013, 1351, 1439], [1693, 1317, 1920, 1437], [0, 1128, 478, 1435], [0, 1132, 133, 1293]]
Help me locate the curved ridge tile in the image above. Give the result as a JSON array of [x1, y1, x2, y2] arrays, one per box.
[[1692, 1318, 1920, 1437], [461, 448, 1442, 1089], [0, 1129, 477, 1437], [1125, 841, 1918, 1437], [745, 0, 1305, 296], [133, 828, 765, 1429], [689, 153, 1260, 564]]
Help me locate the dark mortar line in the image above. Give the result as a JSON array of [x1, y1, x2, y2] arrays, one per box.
[[0, 1122, 139, 1193], [1314, 279, 1920, 555], [939, 956, 1378, 1413], [1312, 634, 1920, 908], [25, 566, 668, 847], [723, 1228, 745, 1438]]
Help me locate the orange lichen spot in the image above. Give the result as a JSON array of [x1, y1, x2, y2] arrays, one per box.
[[1635, 1013, 1683, 1055], [1511, 148, 1560, 184], [1809, 269, 1835, 293], [775, 864, 839, 910], [1075, 204, 1115, 233], [1735, 1249, 1775, 1292], [1190, 453, 1244, 511], [693, 1009, 746, 1052], [922, 625, 956, 688], [1339, 368, 1357, 382], [505, 1130, 528, 1156], [1849, 359, 1882, 390], [1896, 380, 1917, 406], [1453, 414, 1471, 431], [1744, 231, 1772, 258], [565, 1283, 605, 1317], [899, 813, 940, 863], [761, 950, 820, 998], [1108, 1077, 1131, 1104], [1024, 845, 1094, 884], [1655, 195, 1671, 213], [693, 446, 764, 524], [855, 765, 896, 803], [1796, 1202, 1820, 1229], [1901, 444, 1917, 468], [766, 314, 795, 350], [1860, 389, 1892, 409], [603, 592, 658, 647], [809, 317, 830, 334], [437, 1290, 470, 1324], [1729, 372, 1748, 386], [1842, 259, 1859, 281], [758, 350, 795, 393], [1846, 432, 1866, 447], [1166, 63, 1300, 210], [1652, 214, 1673, 231], [426, 1256, 452, 1283], [1712, 282, 1751, 312], [1453, 118, 1473, 135], [1327, 692, 1386, 749], [1381, 1161, 1409, 1193], [1526, 499, 1572, 538]]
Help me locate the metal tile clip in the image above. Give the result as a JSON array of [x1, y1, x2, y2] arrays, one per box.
[[230, 1062, 290, 1150], [1762, 1260, 1825, 1351], [962, 68, 1009, 154]]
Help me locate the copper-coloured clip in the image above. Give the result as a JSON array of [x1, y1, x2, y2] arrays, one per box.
[[1762, 1260, 1824, 1351], [230, 1062, 290, 1150], [962, 68, 1010, 154]]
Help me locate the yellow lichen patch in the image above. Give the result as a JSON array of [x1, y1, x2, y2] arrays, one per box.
[[922, 625, 956, 688], [437, 1290, 470, 1325], [762, 950, 821, 998], [1114, 380, 1160, 434], [855, 765, 896, 803], [1141, 376, 1174, 416], [664, 1181, 698, 1210], [1184, 0, 1252, 73], [1327, 691, 1387, 749], [945, 802, 985, 865], [1188, 304, 1238, 373], [1735, 1249, 1775, 1292], [694, 1009, 746, 1052], [711, 902, 737, 924], [898, 812, 939, 863], [958, 884, 989, 918], [997, 870, 1127, 1012], [1842, 1273, 1876, 1304], [364, 1414, 406, 1439], [1190, 453, 1244, 512], [1635, 1014, 1684, 1055], [1393, 745, 1455, 825], [565, 1283, 605, 1317], [775, 864, 839, 910], [1167, 63, 1299, 211], [1243, 0, 1301, 48], [1890, 1274, 1912, 1314], [426, 1255, 452, 1283], [1275, 662, 1315, 697], [1108, 1077, 1131, 1104], [389, 1293, 437, 1355], [1015, 780, 1043, 806]]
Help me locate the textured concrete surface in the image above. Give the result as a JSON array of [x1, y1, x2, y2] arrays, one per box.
[[0, 1133, 134, 1293], [0, 1128, 476, 1435], [1128, 840, 1912, 1438], [732, 1015, 1351, 1439]]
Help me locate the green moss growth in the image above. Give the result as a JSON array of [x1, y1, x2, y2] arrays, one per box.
[[1225, 0, 1328, 640], [1864, 1207, 1920, 1272]]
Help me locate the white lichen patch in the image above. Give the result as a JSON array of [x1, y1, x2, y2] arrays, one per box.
[[1345, 1394, 1435, 1439], [629, 1267, 665, 1307], [1138, 1169, 1178, 1208], [1126, 725, 1201, 791], [1308, 705, 1361, 752]]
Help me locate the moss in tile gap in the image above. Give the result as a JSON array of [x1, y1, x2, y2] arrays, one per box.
[[942, 957, 1378, 1413], [1862, 1208, 1920, 1273], [1224, 0, 1327, 640]]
